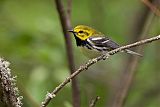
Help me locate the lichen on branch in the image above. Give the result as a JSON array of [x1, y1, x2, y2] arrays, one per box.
[[0, 58, 23, 107]]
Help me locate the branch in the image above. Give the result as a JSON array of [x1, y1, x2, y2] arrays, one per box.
[[142, 0, 160, 16], [89, 96, 100, 107], [54, 0, 80, 107], [0, 58, 23, 107], [40, 35, 160, 107]]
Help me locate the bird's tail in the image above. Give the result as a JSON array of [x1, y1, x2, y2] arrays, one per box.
[[125, 49, 142, 57]]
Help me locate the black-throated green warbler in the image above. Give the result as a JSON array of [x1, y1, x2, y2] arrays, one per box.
[[68, 25, 142, 58]]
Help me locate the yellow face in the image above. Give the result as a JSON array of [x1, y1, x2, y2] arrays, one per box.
[[72, 25, 100, 40]]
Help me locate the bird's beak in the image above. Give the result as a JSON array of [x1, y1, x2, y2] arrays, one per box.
[[68, 29, 75, 33]]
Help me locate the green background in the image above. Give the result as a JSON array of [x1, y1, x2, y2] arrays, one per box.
[[0, 0, 160, 107]]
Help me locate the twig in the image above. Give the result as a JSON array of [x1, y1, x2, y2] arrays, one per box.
[[89, 96, 100, 107], [0, 58, 23, 107], [40, 35, 160, 107], [54, 0, 80, 107], [142, 0, 160, 16]]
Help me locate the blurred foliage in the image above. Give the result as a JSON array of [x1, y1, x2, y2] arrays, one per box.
[[0, 0, 160, 107]]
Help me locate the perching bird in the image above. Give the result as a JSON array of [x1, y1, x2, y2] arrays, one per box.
[[68, 25, 142, 58]]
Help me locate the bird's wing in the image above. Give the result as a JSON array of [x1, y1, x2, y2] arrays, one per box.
[[86, 36, 120, 51], [86, 36, 142, 56]]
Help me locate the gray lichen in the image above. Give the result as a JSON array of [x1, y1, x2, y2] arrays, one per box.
[[0, 58, 23, 107]]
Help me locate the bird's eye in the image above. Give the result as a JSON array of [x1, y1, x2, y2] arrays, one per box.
[[79, 30, 83, 33]]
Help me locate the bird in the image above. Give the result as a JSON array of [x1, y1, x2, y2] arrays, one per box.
[[68, 25, 142, 58]]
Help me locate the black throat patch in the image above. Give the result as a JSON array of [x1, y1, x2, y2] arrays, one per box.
[[73, 34, 87, 46]]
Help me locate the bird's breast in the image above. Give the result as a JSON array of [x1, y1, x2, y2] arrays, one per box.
[[79, 46, 102, 58]]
